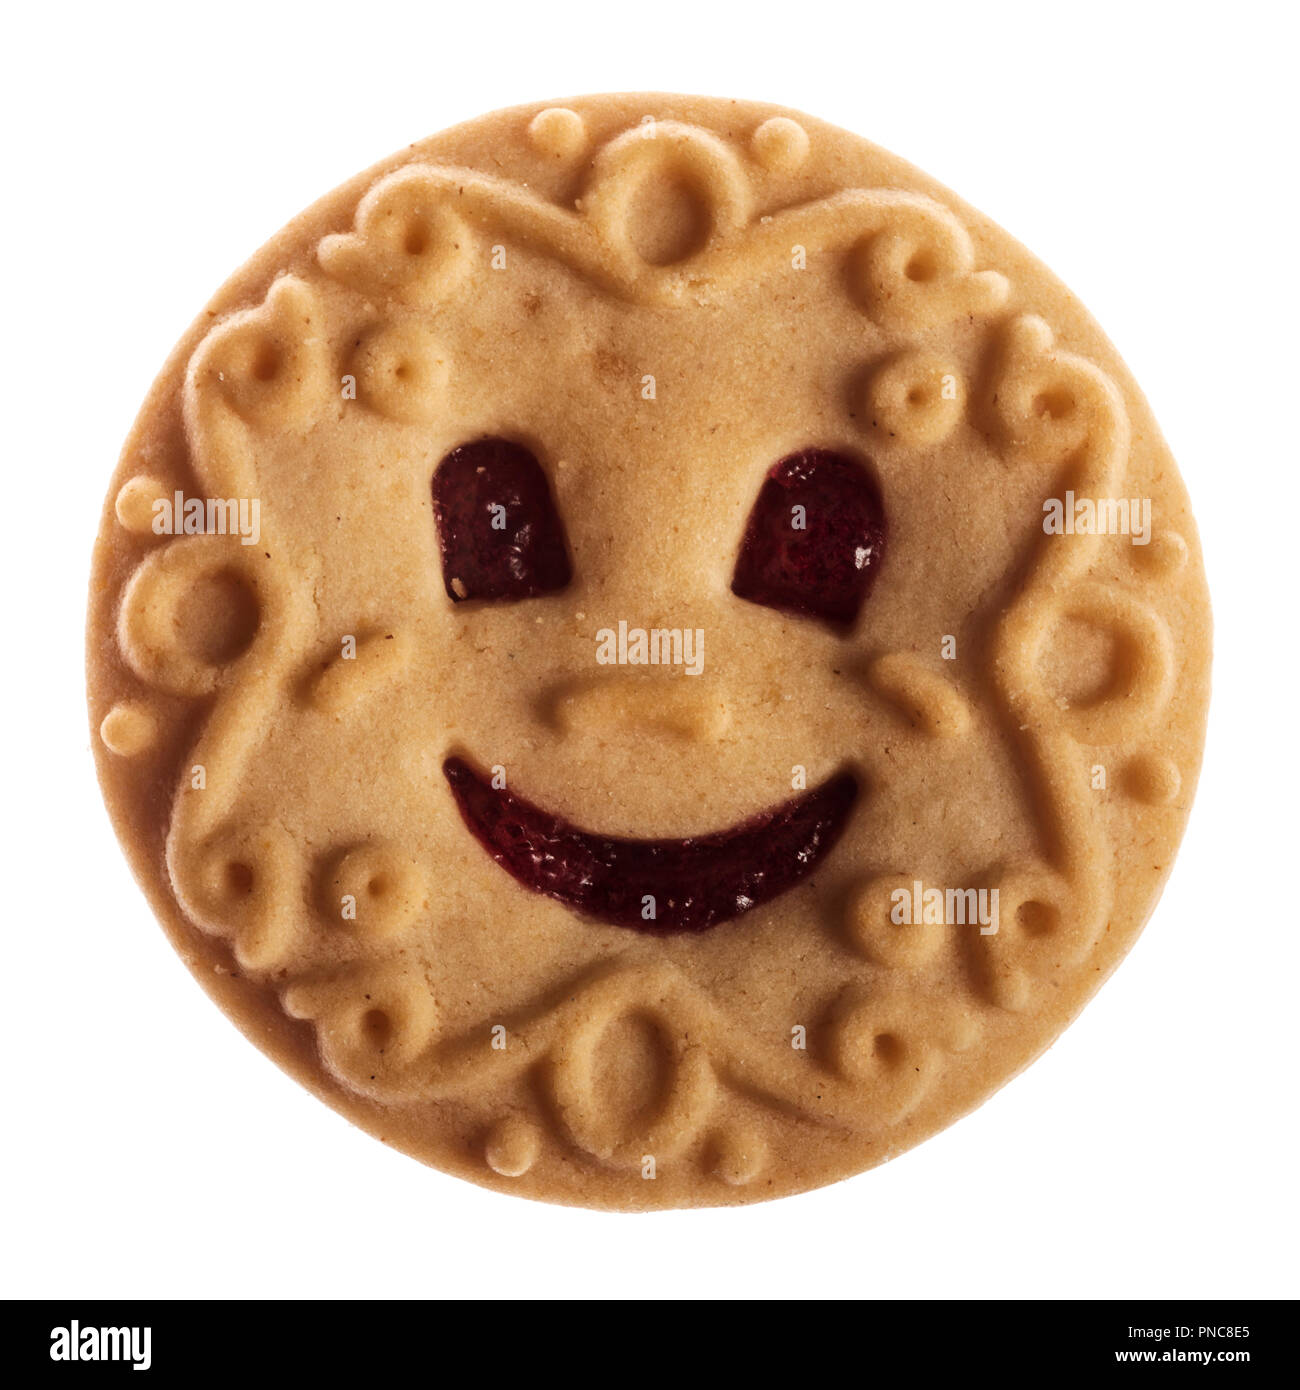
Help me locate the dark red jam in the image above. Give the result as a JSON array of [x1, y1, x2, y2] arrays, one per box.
[[432, 438, 571, 602], [444, 757, 858, 934], [731, 449, 886, 627]]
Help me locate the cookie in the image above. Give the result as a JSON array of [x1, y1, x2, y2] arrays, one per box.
[[86, 94, 1211, 1210]]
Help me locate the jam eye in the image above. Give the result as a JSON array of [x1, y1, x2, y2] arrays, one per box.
[[432, 437, 572, 602], [731, 448, 887, 628]]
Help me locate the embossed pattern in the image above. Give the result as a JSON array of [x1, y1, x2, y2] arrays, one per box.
[[88, 96, 1211, 1210]]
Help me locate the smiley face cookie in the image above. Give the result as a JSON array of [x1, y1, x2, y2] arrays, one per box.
[[87, 94, 1212, 1210]]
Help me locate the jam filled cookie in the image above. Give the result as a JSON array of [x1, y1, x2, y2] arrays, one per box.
[[88, 95, 1211, 1210]]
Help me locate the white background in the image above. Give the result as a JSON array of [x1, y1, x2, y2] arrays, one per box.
[[3, 0, 1297, 1301]]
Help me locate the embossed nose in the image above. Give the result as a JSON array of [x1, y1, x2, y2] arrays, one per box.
[[539, 668, 728, 743]]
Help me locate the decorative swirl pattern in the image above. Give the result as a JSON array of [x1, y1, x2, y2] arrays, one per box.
[[284, 961, 440, 1101], [866, 350, 967, 447], [305, 631, 413, 714], [277, 956, 980, 1178], [90, 102, 1207, 1205], [312, 120, 1007, 319], [348, 321, 449, 424], [319, 166, 474, 306], [866, 652, 972, 738], [315, 841, 428, 939], [974, 316, 1178, 1011]]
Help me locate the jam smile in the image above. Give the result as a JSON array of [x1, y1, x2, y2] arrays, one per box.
[[443, 756, 859, 934]]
